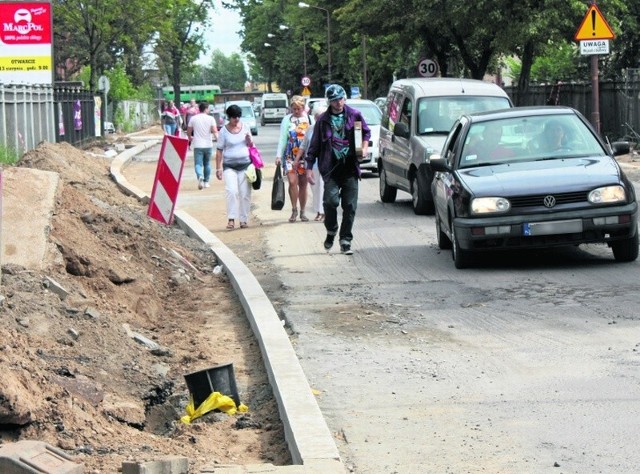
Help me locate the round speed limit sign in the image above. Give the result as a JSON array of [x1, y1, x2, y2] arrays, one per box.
[[301, 76, 311, 87], [417, 59, 438, 77]]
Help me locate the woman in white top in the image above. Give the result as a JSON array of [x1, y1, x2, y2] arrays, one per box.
[[275, 95, 311, 222], [215, 104, 254, 230]]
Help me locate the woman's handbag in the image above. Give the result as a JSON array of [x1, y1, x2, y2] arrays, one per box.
[[252, 168, 262, 190], [248, 145, 264, 168], [271, 164, 285, 210]]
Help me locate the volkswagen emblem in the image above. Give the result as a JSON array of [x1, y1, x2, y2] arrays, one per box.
[[543, 195, 556, 208]]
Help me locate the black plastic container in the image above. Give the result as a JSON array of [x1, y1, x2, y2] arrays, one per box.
[[184, 363, 240, 408]]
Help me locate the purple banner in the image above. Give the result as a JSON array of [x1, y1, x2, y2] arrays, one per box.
[[73, 99, 82, 131]]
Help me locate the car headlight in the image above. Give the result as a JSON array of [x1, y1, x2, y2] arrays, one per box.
[[471, 197, 511, 215], [588, 185, 626, 204]]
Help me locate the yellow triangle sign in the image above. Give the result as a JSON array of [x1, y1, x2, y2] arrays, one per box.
[[574, 4, 615, 41]]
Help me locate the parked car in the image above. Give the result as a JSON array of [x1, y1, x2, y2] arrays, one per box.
[[345, 98, 382, 173], [225, 100, 258, 136], [104, 121, 115, 134], [374, 96, 387, 110], [379, 78, 513, 215], [430, 106, 638, 268], [208, 105, 226, 129]]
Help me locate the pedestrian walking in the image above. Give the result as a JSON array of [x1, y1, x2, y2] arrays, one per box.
[[187, 102, 218, 190], [161, 100, 180, 136], [215, 104, 254, 230], [295, 101, 328, 221], [305, 84, 370, 255], [276, 95, 312, 222]]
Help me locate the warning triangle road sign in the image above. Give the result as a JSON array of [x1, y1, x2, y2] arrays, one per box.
[[574, 4, 615, 41]]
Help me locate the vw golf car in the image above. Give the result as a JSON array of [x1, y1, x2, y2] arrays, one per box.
[[430, 106, 638, 268]]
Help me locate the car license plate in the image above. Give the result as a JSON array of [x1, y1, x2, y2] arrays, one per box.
[[523, 219, 583, 236]]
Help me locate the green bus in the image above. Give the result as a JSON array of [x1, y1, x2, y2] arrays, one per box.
[[162, 85, 222, 104]]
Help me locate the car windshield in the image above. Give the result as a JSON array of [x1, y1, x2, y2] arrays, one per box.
[[264, 100, 287, 108], [348, 103, 382, 125], [417, 96, 511, 135], [458, 114, 607, 169], [239, 106, 254, 118]]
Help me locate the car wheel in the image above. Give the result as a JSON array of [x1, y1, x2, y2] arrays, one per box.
[[611, 225, 639, 262], [451, 225, 471, 269], [252, 130, 258, 136], [379, 166, 397, 203], [436, 212, 452, 250], [411, 171, 434, 215], [260, 118, 265, 126]]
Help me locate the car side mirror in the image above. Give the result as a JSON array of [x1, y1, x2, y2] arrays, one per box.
[[610, 141, 630, 156], [393, 122, 410, 139], [430, 155, 449, 172]]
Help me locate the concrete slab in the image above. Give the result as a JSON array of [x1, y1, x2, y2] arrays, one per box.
[[1, 167, 59, 270], [0, 440, 84, 473]]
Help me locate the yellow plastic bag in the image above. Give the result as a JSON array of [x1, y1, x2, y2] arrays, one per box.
[[180, 391, 248, 424], [245, 163, 257, 183]]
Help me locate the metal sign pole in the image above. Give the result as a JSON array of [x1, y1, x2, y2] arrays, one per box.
[[591, 54, 600, 134]]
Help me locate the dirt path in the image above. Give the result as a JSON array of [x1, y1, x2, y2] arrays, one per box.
[[0, 134, 290, 472]]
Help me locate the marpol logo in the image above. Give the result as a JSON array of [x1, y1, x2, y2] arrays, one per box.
[[9, 9, 43, 35], [1, 4, 50, 44]]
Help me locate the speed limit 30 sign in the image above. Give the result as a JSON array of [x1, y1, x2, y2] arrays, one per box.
[[417, 59, 438, 77], [301, 76, 311, 87]]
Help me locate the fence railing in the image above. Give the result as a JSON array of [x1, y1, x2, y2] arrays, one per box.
[[0, 84, 56, 161], [0, 83, 158, 162], [504, 76, 640, 141]]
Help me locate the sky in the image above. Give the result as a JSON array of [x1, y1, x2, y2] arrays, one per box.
[[199, 2, 244, 65]]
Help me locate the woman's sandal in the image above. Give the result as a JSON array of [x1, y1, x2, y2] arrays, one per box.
[[240, 222, 248, 228], [319, 214, 325, 222], [289, 208, 298, 223], [300, 212, 309, 222], [314, 213, 321, 221], [226, 220, 235, 230]]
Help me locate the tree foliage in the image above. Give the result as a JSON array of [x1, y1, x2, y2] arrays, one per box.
[[53, 0, 640, 103]]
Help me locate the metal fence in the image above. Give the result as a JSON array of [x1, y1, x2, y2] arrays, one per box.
[[0, 83, 159, 162], [504, 73, 640, 142], [0, 84, 56, 161]]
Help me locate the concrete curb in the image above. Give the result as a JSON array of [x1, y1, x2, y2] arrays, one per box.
[[109, 144, 344, 473]]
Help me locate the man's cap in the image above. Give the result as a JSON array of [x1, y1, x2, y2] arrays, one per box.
[[325, 84, 346, 102]]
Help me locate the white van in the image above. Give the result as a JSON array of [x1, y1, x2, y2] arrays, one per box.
[[260, 93, 289, 125]]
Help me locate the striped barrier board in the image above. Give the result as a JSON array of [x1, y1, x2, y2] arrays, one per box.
[[147, 135, 189, 225]]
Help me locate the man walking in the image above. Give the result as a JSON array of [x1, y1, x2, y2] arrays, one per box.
[[306, 84, 370, 255], [187, 102, 218, 189]]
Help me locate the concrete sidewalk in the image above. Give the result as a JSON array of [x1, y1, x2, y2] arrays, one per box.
[[110, 136, 345, 474]]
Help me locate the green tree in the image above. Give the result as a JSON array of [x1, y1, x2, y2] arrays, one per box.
[[53, 0, 163, 91], [154, 0, 214, 101], [207, 50, 248, 91]]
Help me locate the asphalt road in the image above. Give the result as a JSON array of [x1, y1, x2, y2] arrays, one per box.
[[127, 123, 640, 474]]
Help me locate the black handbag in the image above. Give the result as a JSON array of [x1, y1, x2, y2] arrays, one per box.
[[271, 164, 285, 210], [252, 168, 262, 190]]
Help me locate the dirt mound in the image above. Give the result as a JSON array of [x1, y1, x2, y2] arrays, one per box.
[[0, 140, 289, 471]]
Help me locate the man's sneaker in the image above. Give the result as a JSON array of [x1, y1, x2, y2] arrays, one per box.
[[198, 178, 204, 190], [340, 243, 353, 255], [324, 234, 335, 251], [204, 181, 210, 188]]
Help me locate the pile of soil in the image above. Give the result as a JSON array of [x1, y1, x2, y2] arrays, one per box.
[[0, 136, 290, 472]]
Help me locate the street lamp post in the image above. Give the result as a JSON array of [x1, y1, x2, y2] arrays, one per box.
[[298, 2, 331, 82]]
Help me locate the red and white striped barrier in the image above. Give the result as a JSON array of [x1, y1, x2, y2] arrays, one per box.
[[147, 135, 189, 225]]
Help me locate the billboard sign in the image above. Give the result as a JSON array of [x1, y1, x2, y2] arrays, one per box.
[[0, 1, 53, 85]]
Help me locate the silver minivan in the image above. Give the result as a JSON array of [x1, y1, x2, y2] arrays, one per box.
[[379, 78, 512, 214]]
